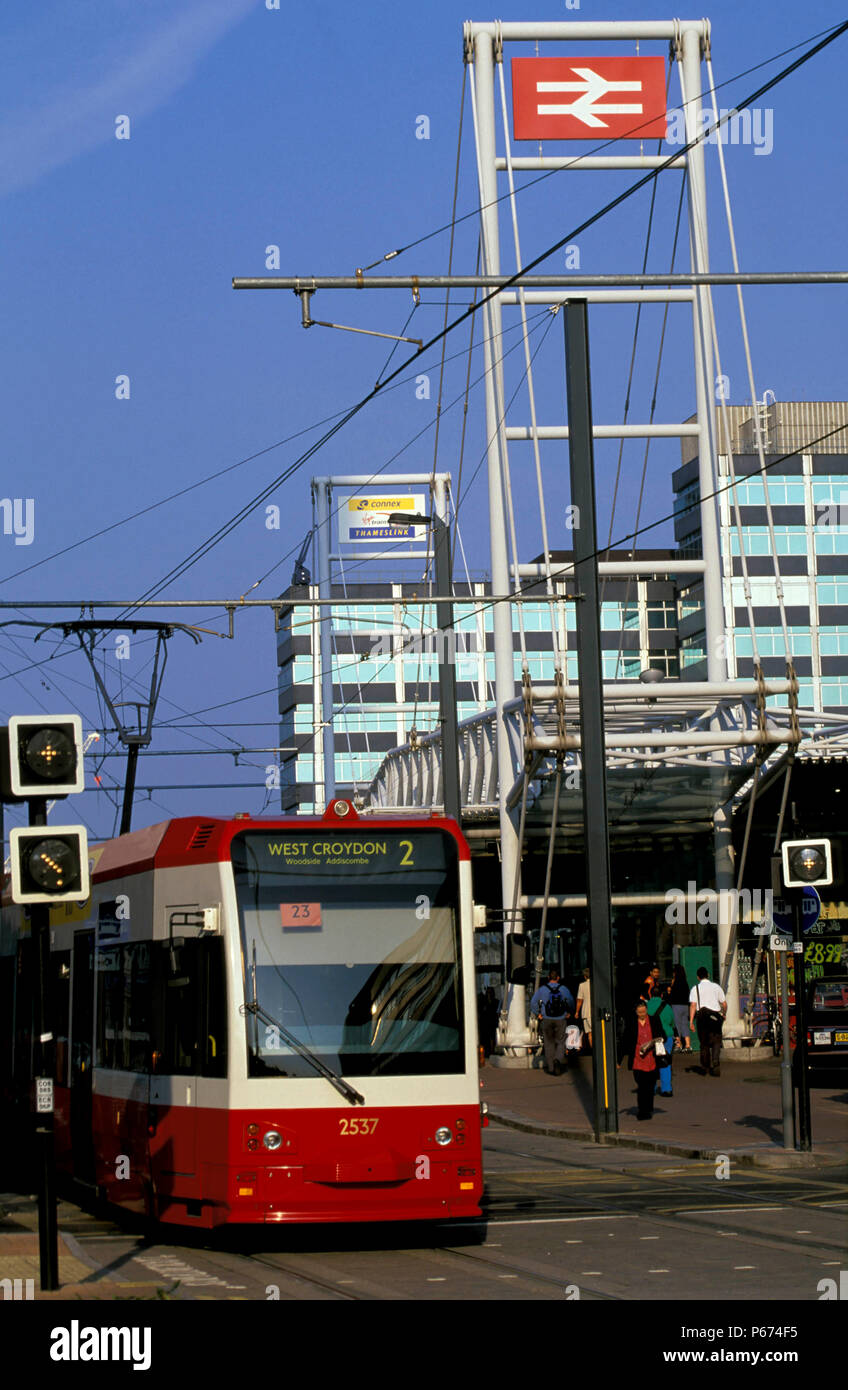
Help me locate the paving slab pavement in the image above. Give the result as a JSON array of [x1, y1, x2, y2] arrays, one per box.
[[481, 1050, 848, 1169]]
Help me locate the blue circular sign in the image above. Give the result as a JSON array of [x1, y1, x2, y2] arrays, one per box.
[[770, 886, 821, 934]]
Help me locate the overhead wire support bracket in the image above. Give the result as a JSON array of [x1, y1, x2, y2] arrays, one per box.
[[30, 619, 201, 836], [294, 288, 423, 348]]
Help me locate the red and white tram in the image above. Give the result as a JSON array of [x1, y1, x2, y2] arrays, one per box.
[[0, 800, 484, 1227]]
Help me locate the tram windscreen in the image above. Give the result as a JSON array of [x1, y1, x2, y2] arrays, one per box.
[[231, 829, 464, 1077]]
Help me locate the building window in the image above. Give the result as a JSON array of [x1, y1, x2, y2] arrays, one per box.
[[729, 527, 807, 556], [819, 627, 848, 656], [730, 577, 809, 606], [814, 531, 848, 555], [816, 579, 848, 605], [678, 533, 702, 558], [647, 600, 676, 629], [600, 602, 639, 630], [821, 679, 848, 707], [674, 481, 700, 516], [727, 478, 804, 505], [680, 635, 706, 667], [679, 595, 703, 619], [734, 627, 812, 658], [602, 655, 641, 679]]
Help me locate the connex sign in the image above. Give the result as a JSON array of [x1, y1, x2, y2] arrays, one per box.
[[512, 56, 666, 139], [338, 495, 427, 546]]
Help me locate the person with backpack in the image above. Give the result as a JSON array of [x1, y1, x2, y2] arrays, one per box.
[[530, 970, 575, 1075], [688, 966, 727, 1076]]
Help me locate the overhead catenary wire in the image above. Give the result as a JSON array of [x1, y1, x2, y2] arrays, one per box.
[[138, 22, 848, 622]]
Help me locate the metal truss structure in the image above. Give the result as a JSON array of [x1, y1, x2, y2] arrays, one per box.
[[363, 678, 805, 833]]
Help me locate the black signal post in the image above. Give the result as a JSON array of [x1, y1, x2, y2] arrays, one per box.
[[29, 794, 60, 1291], [2, 716, 89, 1293], [563, 300, 618, 1138], [791, 890, 812, 1151]]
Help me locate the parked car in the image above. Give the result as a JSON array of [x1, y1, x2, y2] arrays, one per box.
[[796, 976, 848, 1081]]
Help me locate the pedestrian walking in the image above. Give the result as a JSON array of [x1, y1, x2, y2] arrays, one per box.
[[575, 967, 592, 1049], [641, 965, 662, 1000], [620, 1000, 666, 1120], [689, 966, 727, 1075], [647, 991, 675, 1096], [668, 963, 693, 1053], [530, 970, 575, 1076]]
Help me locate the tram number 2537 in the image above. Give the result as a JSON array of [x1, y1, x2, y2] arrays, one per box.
[[339, 1118, 380, 1136]]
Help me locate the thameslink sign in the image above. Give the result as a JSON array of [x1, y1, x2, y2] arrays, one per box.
[[512, 56, 667, 140], [338, 494, 427, 544]]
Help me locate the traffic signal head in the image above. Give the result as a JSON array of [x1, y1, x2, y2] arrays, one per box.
[[506, 932, 533, 985], [2, 715, 84, 799], [9, 825, 90, 904], [781, 838, 833, 889]]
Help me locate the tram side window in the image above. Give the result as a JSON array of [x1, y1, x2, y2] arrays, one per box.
[[151, 938, 227, 1078], [96, 948, 123, 1069], [200, 937, 227, 1078], [51, 951, 71, 1087], [0, 953, 16, 1097], [94, 943, 152, 1072], [13, 942, 35, 1092]]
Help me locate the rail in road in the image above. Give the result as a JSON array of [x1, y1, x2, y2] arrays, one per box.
[[3, 1132, 846, 1301]]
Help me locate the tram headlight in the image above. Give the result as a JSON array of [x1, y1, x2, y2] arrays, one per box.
[[263, 1130, 283, 1150], [435, 1127, 452, 1146]]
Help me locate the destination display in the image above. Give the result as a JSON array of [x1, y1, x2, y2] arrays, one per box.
[[233, 830, 453, 875]]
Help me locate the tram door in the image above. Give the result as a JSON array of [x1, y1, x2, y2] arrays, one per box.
[[148, 929, 199, 1195], [69, 930, 95, 1184]]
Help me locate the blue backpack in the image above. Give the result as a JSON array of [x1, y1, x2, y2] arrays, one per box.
[[546, 984, 567, 1018]]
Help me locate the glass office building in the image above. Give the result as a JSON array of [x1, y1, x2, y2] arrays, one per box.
[[673, 399, 848, 708], [277, 551, 682, 812]]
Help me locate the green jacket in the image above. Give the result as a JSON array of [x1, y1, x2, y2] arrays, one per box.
[[647, 995, 675, 1038]]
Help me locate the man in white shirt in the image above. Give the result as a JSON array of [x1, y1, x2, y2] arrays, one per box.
[[575, 968, 592, 1049], [688, 967, 727, 1075]]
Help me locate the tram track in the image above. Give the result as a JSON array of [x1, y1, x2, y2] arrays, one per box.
[[241, 1230, 625, 1301], [480, 1141, 848, 1260]]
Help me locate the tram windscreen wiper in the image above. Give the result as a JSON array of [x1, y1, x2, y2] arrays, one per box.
[[241, 997, 365, 1106]]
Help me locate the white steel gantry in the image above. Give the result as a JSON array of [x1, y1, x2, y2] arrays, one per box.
[[460, 16, 753, 1055]]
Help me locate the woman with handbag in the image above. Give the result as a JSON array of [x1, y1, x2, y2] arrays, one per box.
[[647, 990, 676, 1096], [688, 966, 727, 1076], [620, 1000, 667, 1120]]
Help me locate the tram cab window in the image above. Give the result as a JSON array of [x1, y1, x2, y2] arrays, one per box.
[[232, 830, 464, 1079]]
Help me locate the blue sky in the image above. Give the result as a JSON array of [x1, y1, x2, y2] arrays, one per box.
[[2, 0, 846, 839]]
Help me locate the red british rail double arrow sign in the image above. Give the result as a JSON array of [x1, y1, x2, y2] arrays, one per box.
[[512, 56, 667, 141]]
